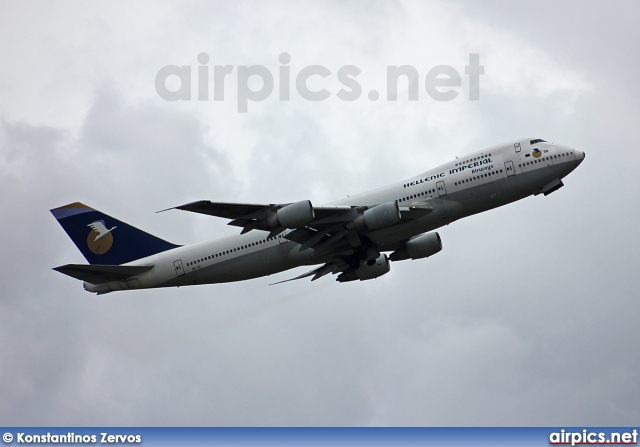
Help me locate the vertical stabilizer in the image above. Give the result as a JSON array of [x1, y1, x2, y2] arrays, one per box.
[[51, 202, 179, 265]]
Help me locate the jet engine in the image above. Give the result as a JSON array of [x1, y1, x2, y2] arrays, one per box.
[[266, 200, 315, 229], [337, 254, 391, 282], [347, 201, 401, 232], [389, 232, 442, 261]]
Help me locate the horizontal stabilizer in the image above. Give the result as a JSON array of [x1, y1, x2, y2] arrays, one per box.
[[53, 264, 154, 284]]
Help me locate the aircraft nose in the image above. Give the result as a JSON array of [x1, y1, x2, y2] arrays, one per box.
[[574, 149, 586, 161]]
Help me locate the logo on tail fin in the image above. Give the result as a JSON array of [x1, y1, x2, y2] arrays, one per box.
[[87, 220, 117, 254]]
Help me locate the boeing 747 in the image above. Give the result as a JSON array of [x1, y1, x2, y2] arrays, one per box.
[[51, 138, 585, 294]]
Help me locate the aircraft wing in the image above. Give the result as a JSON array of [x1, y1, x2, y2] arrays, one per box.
[[165, 200, 358, 235], [165, 198, 433, 251], [166, 200, 357, 223], [164, 200, 283, 220], [270, 260, 349, 285], [166, 199, 432, 227]]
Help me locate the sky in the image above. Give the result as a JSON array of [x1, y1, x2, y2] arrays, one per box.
[[1, 0, 639, 426]]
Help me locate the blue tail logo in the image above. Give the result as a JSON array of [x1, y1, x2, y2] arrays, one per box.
[[87, 220, 118, 254], [51, 202, 180, 265]]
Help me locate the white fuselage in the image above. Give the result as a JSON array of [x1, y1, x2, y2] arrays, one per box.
[[84, 139, 585, 293]]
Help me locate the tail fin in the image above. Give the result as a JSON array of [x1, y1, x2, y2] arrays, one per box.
[[51, 202, 180, 265]]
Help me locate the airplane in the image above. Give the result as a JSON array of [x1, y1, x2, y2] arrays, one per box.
[[51, 138, 585, 294]]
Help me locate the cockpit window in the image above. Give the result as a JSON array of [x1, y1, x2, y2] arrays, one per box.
[[530, 139, 547, 144]]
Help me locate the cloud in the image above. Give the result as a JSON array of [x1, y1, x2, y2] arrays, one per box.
[[0, 0, 639, 427]]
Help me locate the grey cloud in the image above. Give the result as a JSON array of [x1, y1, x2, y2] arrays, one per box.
[[1, 0, 639, 428]]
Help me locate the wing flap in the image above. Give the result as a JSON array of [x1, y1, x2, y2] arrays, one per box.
[[53, 264, 154, 284], [270, 261, 347, 285], [285, 228, 316, 244]]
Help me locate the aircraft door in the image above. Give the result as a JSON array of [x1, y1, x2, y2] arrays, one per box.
[[505, 161, 516, 177], [173, 260, 185, 277], [436, 180, 447, 197], [514, 142, 521, 153]]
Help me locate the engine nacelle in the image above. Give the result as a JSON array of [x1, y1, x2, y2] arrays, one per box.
[[389, 232, 442, 261], [266, 200, 315, 229], [347, 201, 401, 232], [337, 254, 391, 282]]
